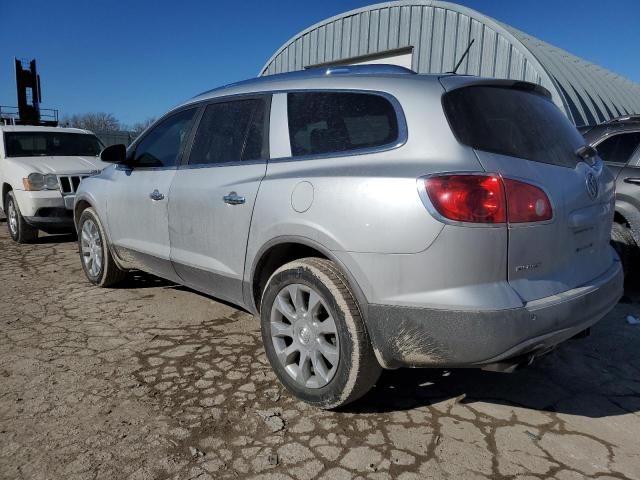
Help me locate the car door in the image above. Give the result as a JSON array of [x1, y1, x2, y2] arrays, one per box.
[[106, 106, 199, 281], [595, 131, 640, 180], [168, 95, 270, 304]]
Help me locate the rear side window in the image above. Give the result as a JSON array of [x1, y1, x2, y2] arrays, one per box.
[[596, 132, 640, 165], [188, 98, 268, 165], [287, 92, 399, 157], [443, 86, 585, 168]]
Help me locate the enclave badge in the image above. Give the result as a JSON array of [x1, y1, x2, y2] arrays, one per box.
[[586, 172, 598, 200]]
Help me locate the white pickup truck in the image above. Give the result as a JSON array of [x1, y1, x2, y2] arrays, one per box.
[[0, 125, 110, 242]]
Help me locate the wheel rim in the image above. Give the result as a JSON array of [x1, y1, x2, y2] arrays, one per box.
[[7, 198, 17, 235], [270, 283, 340, 389], [80, 219, 103, 278]]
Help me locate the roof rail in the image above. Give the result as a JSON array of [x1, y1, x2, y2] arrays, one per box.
[[322, 64, 416, 75], [192, 64, 417, 100]]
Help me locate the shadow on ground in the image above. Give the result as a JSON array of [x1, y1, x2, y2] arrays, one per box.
[[29, 230, 640, 421], [32, 233, 77, 244], [351, 277, 640, 418]]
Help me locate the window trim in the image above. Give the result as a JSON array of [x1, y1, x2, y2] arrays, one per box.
[[181, 94, 272, 169], [592, 130, 640, 167], [273, 89, 407, 163]]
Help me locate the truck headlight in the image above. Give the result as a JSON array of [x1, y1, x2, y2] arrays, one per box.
[[22, 173, 59, 191], [44, 174, 59, 190]]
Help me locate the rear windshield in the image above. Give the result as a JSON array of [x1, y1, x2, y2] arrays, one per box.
[[288, 92, 399, 157], [4, 132, 103, 157], [443, 85, 585, 168]]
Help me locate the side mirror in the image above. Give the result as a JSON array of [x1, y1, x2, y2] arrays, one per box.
[[100, 144, 127, 164]]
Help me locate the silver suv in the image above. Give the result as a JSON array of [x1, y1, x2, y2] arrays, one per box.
[[75, 65, 623, 409]]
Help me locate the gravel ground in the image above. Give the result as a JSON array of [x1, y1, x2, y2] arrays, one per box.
[[1, 225, 640, 480]]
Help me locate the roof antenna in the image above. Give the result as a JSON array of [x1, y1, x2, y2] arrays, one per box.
[[449, 38, 475, 74]]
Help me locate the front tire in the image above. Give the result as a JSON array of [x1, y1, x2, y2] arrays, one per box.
[[78, 208, 126, 287], [5, 191, 38, 243], [260, 257, 381, 409]]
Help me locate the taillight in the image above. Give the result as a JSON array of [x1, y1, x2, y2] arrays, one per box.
[[503, 178, 552, 223], [424, 175, 506, 223], [422, 174, 552, 224]]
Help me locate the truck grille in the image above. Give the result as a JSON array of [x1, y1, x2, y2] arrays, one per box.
[[58, 175, 90, 195]]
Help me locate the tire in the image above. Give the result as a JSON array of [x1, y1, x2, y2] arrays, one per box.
[[260, 257, 381, 409], [5, 191, 38, 243], [77, 207, 126, 287], [611, 222, 637, 281]]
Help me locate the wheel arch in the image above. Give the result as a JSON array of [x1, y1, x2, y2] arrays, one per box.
[[614, 200, 640, 245], [1, 183, 12, 211], [247, 236, 369, 321]]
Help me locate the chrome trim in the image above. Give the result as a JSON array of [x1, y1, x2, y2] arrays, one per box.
[[63, 195, 75, 210], [57, 174, 91, 196], [586, 172, 599, 200]]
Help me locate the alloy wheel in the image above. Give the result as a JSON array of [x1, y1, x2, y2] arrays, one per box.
[[80, 219, 103, 278], [7, 198, 18, 236], [270, 283, 340, 388]]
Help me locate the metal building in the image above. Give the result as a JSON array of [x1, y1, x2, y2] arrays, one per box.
[[260, 0, 640, 127]]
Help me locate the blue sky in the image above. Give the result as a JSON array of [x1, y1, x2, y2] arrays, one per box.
[[1, 0, 638, 126]]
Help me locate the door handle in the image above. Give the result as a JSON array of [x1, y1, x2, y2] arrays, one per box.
[[149, 189, 165, 201], [624, 177, 640, 186], [223, 191, 245, 205]]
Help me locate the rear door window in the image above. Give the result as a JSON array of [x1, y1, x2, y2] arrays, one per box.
[[595, 132, 640, 165], [443, 85, 585, 168], [287, 92, 399, 157], [188, 98, 268, 165]]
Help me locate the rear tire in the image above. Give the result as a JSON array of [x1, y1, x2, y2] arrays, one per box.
[[260, 257, 381, 409], [5, 191, 38, 243], [78, 207, 126, 287], [611, 222, 637, 280]]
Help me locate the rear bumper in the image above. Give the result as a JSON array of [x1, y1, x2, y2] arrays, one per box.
[[367, 260, 623, 369]]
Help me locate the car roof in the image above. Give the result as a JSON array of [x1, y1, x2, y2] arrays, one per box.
[[0, 125, 94, 135], [181, 65, 446, 107], [581, 119, 640, 144]]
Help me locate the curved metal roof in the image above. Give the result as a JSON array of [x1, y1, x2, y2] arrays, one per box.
[[260, 0, 640, 126]]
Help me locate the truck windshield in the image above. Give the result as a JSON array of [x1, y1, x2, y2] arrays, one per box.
[[4, 132, 103, 157]]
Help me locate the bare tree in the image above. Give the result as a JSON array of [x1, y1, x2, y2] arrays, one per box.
[[61, 112, 121, 132], [129, 117, 156, 136]]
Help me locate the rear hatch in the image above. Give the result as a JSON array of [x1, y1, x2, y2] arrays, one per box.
[[440, 77, 616, 302]]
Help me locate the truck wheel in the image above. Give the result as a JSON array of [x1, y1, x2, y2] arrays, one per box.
[[5, 191, 38, 243], [260, 257, 381, 409], [611, 222, 637, 280], [78, 207, 126, 287]]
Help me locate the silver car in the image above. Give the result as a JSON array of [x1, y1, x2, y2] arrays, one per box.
[[74, 65, 623, 409]]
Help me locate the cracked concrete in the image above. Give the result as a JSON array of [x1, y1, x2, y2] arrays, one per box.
[[1, 227, 640, 479]]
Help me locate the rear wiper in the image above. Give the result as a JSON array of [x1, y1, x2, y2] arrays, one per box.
[[575, 144, 598, 163]]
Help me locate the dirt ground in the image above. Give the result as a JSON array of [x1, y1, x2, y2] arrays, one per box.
[[1, 225, 640, 480]]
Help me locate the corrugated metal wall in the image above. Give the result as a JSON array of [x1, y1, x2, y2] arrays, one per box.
[[260, 0, 640, 126], [505, 27, 640, 126]]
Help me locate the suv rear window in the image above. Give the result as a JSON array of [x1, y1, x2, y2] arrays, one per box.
[[287, 92, 399, 157], [443, 85, 585, 168]]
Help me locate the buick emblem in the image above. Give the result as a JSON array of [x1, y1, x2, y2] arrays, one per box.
[[586, 172, 598, 200]]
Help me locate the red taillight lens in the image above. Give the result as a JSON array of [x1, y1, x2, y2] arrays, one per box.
[[504, 178, 552, 223], [423, 175, 552, 224], [424, 175, 506, 223]]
